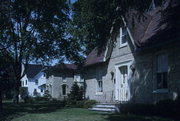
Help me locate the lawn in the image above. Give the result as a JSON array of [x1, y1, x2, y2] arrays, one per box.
[[0, 101, 176, 121]]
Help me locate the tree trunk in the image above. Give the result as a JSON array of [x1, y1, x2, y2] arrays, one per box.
[[0, 90, 3, 113], [14, 86, 19, 104]]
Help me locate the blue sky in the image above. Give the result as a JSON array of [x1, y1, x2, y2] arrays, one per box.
[[71, 0, 77, 3]]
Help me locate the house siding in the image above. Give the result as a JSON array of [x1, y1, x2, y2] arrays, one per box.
[[46, 72, 74, 99], [84, 28, 180, 104], [84, 33, 135, 103]]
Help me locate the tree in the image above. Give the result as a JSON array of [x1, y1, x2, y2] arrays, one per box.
[[0, 51, 13, 112], [69, 0, 165, 54], [0, 0, 70, 103], [69, 82, 83, 101]]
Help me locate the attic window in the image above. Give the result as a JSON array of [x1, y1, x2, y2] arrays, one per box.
[[120, 27, 129, 48]]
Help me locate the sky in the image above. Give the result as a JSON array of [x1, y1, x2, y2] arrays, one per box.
[[71, 0, 77, 3]]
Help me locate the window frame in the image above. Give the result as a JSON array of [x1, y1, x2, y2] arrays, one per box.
[[25, 80, 27, 85], [96, 80, 103, 95], [35, 79, 38, 85], [153, 54, 168, 93], [62, 84, 67, 96], [119, 27, 128, 48]]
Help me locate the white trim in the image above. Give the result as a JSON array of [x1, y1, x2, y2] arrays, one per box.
[[95, 92, 103, 95], [115, 60, 132, 101], [96, 79, 103, 94], [126, 27, 136, 49], [103, 44, 109, 62], [119, 27, 128, 48]]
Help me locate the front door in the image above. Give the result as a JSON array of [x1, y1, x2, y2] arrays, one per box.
[[115, 61, 131, 102], [119, 66, 128, 101]]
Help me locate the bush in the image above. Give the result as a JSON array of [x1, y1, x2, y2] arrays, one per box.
[[34, 97, 49, 101], [83, 100, 97, 108], [23, 96, 34, 103], [43, 90, 52, 99], [120, 98, 180, 120], [65, 99, 97, 108], [120, 103, 155, 115], [19, 87, 28, 99]]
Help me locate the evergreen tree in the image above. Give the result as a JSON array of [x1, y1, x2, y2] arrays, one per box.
[[69, 82, 83, 101]]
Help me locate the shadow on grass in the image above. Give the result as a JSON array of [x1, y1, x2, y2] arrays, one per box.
[[104, 113, 175, 121], [0, 101, 65, 121]]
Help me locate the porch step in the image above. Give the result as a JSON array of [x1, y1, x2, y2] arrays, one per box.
[[89, 107, 116, 112], [89, 103, 119, 113]]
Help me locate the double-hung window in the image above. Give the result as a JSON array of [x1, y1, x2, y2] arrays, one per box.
[[120, 27, 129, 47], [62, 84, 67, 96], [156, 54, 168, 89]]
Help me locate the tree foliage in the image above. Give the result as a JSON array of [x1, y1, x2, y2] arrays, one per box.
[[69, 0, 165, 54], [0, 0, 70, 103]]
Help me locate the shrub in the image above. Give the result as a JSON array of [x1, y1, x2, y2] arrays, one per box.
[[120, 103, 155, 115], [83, 100, 97, 108], [68, 82, 84, 101], [43, 90, 52, 99], [24, 96, 34, 103], [19, 87, 28, 99], [65, 99, 96, 108], [34, 97, 49, 101], [120, 98, 180, 120]]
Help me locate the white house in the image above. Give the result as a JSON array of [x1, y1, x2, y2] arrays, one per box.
[[21, 64, 47, 97]]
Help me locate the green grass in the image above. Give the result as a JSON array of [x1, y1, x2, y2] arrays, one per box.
[[0, 101, 176, 121]]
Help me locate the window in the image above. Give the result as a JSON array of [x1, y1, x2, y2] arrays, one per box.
[[25, 80, 27, 85], [156, 54, 168, 89], [22, 81, 24, 86], [120, 27, 129, 47], [97, 80, 103, 93], [74, 75, 81, 82], [62, 84, 66, 95], [35, 79, 38, 85], [62, 76, 66, 83], [41, 89, 43, 93]]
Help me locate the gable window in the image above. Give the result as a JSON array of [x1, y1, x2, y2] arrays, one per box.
[[156, 54, 168, 89], [97, 80, 103, 93], [62, 84, 67, 96], [120, 27, 129, 47], [35, 79, 38, 85]]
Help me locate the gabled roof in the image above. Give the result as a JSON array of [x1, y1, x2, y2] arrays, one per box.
[[127, 1, 180, 49], [84, 1, 180, 67], [25, 64, 45, 78], [53, 63, 77, 70], [84, 47, 105, 67]]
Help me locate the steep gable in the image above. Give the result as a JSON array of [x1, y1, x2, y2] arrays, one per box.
[[25, 64, 44, 78]]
